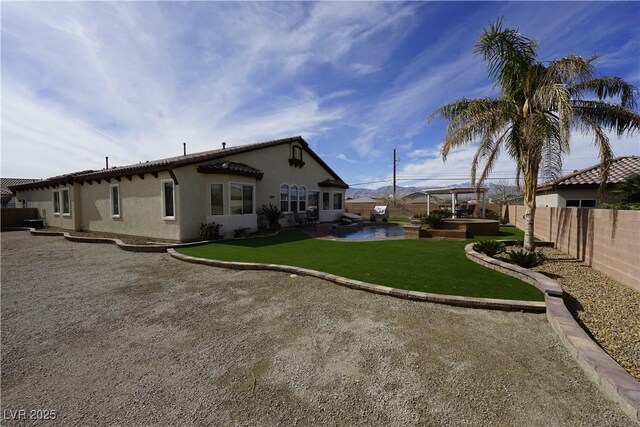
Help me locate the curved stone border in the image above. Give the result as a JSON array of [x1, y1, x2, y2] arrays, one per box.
[[167, 249, 545, 312], [2, 227, 214, 253], [465, 243, 640, 423]]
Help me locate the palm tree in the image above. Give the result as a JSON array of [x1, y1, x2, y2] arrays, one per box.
[[611, 173, 640, 203], [431, 18, 640, 251]]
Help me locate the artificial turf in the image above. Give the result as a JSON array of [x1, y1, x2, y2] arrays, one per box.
[[177, 225, 542, 301]]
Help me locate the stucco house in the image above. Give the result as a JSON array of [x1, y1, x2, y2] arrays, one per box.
[[9, 136, 348, 241], [536, 155, 640, 208], [1, 178, 39, 208]]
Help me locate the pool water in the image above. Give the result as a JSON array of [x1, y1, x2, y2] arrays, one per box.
[[329, 225, 404, 240]]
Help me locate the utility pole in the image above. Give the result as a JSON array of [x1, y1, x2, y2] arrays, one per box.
[[393, 148, 397, 204]]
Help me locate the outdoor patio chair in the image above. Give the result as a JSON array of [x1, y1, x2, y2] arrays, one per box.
[[305, 209, 318, 224], [293, 210, 311, 226]]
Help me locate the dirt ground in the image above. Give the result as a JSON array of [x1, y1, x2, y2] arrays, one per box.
[[0, 231, 632, 425]]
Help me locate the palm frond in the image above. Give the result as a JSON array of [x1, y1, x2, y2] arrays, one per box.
[[475, 18, 538, 101], [477, 131, 506, 187], [575, 115, 614, 200], [533, 83, 571, 143], [572, 100, 640, 136], [572, 77, 638, 109], [545, 55, 594, 86]]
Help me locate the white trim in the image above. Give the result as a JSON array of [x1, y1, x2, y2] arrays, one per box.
[[209, 183, 224, 216], [279, 183, 290, 213], [52, 189, 60, 216], [229, 181, 255, 215], [161, 179, 176, 220], [110, 183, 121, 218], [61, 187, 71, 217]]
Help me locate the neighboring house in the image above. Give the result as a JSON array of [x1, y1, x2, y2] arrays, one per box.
[[536, 155, 640, 208], [345, 196, 382, 204], [1, 178, 39, 208], [9, 136, 348, 241]]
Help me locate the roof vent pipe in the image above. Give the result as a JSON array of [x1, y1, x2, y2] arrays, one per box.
[[183, 142, 187, 156], [105, 156, 109, 169], [222, 142, 226, 150]]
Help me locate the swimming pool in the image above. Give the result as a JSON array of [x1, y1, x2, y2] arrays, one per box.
[[328, 225, 404, 240]]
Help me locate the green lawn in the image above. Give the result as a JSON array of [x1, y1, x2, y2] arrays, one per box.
[[178, 225, 541, 301]]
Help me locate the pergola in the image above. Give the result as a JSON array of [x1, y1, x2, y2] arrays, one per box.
[[423, 186, 488, 218]]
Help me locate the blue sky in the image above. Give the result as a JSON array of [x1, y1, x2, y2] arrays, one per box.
[[2, 1, 639, 188]]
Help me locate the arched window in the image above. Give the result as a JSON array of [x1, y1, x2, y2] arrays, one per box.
[[280, 184, 289, 212], [298, 186, 306, 211], [290, 185, 298, 212]]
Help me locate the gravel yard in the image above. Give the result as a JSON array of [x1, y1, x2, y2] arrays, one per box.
[[1, 231, 633, 425], [531, 247, 640, 381]]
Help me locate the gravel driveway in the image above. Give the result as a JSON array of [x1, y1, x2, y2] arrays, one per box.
[[1, 231, 631, 425]]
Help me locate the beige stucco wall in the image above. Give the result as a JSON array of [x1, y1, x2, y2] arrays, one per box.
[[174, 169, 257, 240], [176, 141, 345, 240], [77, 171, 181, 241], [536, 188, 617, 207], [15, 185, 80, 230], [13, 141, 345, 242]]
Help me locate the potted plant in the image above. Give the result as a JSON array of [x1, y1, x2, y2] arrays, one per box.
[[257, 204, 284, 231]]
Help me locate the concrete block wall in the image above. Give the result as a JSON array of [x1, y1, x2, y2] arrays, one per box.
[[508, 205, 640, 293]]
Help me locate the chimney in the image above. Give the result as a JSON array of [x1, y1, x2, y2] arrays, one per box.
[[105, 156, 109, 169], [222, 142, 227, 150], [183, 142, 187, 156]]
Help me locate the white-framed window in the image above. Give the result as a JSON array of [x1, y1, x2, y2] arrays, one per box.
[[333, 192, 343, 210], [110, 184, 120, 218], [230, 182, 254, 215], [52, 190, 60, 215], [299, 186, 306, 211], [21, 199, 27, 208], [210, 183, 224, 215], [61, 188, 71, 215], [162, 180, 175, 220], [322, 192, 330, 210], [290, 185, 298, 212], [280, 184, 289, 212], [292, 145, 302, 161]]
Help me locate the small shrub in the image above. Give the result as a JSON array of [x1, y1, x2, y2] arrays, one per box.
[[507, 249, 546, 268], [200, 222, 222, 240], [484, 209, 503, 221], [257, 204, 284, 230], [472, 240, 506, 257], [419, 210, 449, 228]]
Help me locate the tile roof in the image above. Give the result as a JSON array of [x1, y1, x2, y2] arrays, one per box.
[[9, 136, 347, 192], [1, 178, 39, 196], [196, 162, 264, 179], [318, 179, 349, 189], [538, 156, 640, 191]]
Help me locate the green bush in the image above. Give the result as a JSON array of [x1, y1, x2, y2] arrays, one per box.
[[419, 210, 449, 228], [472, 240, 506, 257], [257, 204, 284, 230], [484, 209, 503, 221], [600, 202, 640, 211], [507, 249, 546, 268], [200, 222, 222, 240]]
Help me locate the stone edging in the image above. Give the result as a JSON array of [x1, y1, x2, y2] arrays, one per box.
[[166, 249, 545, 312], [2, 227, 215, 253], [465, 242, 640, 423]]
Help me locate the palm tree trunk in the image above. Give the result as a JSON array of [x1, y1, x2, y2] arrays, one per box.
[[522, 159, 539, 252]]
